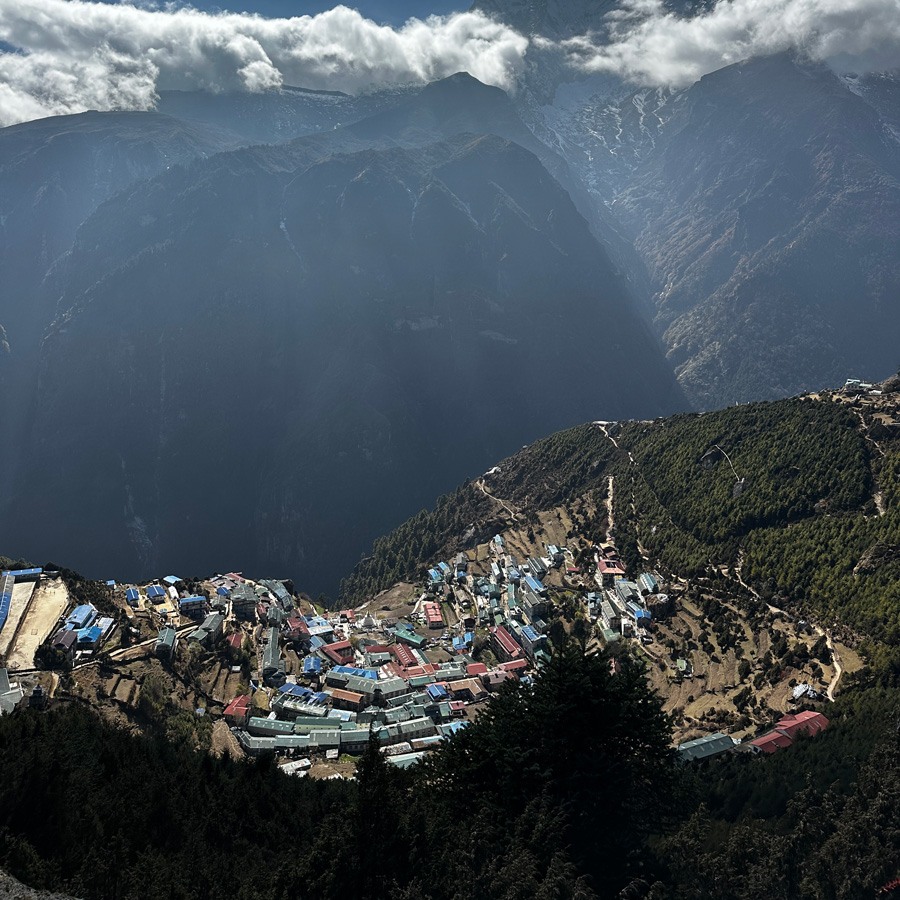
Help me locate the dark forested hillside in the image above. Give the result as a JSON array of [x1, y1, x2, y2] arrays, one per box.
[[0, 639, 677, 900], [1, 635, 896, 900], [2, 77, 685, 594], [342, 386, 900, 646]]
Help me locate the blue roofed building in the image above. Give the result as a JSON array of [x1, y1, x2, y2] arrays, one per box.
[[639, 573, 659, 595], [6, 568, 42, 581], [76, 625, 103, 650], [66, 604, 97, 631], [179, 596, 209, 621], [303, 656, 322, 676], [426, 683, 449, 702], [517, 624, 547, 660], [0, 573, 14, 635]]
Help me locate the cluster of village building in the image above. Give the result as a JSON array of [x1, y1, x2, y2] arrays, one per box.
[[0, 537, 830, 770]]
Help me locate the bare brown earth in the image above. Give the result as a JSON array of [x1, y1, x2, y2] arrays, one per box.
[[6, 580, 70, 670], [440, 485, 842, 744], [309, 761, 356, 780], [0, 582, 36, 659], [210, 718, 243, 759], [358, 582, 421, 622]]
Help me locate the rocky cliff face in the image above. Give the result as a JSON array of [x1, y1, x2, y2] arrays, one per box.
[[611, 55, 900, 406], [509, 50, 900, 407]]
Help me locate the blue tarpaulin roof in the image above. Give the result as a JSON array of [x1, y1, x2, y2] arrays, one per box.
[[163, 575, 182, 585], [217, 586, 230, 597]]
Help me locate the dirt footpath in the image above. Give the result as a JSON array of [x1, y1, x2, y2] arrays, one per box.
[[6, 580, 70, 670]]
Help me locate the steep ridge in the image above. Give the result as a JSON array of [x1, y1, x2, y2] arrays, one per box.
[[4, 84, 685, 592], [0, 111, 243, 347], [612, 55, 900, 407], [0, 111, 248, 505], [507, 49, 900, 408], [342, 378, 900, 645]]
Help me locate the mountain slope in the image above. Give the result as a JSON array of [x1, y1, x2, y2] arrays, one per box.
[[4, 109, 684, 592], [155, 84, 415, 145], [611, 55, 900, 407], [0, 110, 243, 346], [342, 378, 900, 644]]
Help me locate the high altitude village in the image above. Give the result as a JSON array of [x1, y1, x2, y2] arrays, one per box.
[[6, 385, 882, 773]]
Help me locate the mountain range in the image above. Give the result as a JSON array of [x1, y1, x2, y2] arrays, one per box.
[[1, 0, 899, 590], [0, 73, 683, 593]]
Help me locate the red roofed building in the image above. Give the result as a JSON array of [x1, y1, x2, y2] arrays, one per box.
[[597, 558, 626, 587], [223, 694, 251, 727], [423, 601, 444, 629], [490, 625, 523, 662], [750, 711, 830, 754], [284, 616, 309, 641], [750, 731, 794, 754], [466, 662, 488, 677], [322, 640, 354, 666], [498, 658, 528, 675], [329, 688, 365, 711], [776, 710, 830, 739], [403, 664, 436, 679], [392, 643, 418, 668], [226, 631, 245, 660], [482, 669, 512, 691]]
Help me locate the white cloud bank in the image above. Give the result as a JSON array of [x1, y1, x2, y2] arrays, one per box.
[[2, 0, 900, 127], [0, 0, 529, 125], [565, 0, 900, 87]]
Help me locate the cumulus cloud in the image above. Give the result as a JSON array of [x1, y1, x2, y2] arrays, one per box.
[[564, 0, 900, 87], [0, 0, 529, 125]]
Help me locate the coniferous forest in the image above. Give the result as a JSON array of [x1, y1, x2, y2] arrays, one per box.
[[0, 637, 898, 899]]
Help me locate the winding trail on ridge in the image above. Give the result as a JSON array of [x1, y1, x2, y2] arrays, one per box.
[[732, 551, 843, 702]]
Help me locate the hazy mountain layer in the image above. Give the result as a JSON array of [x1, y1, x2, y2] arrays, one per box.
[[2, 81, 684, 591]]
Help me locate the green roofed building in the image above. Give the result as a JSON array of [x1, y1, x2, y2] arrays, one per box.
[[393, 628, 427, 650], [677, 732, 736, 762]]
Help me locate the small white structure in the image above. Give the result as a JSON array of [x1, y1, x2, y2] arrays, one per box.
[[0, 668, 24, 715]]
